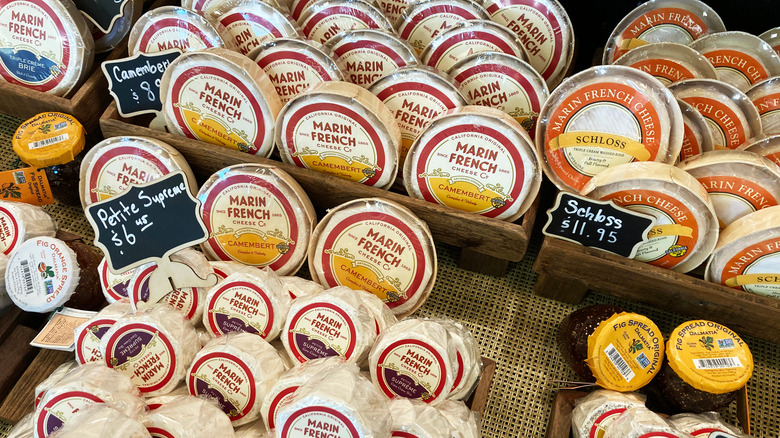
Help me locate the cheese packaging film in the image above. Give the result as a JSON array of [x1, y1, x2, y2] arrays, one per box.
[[6, 412, 33, 438], [395, 0, 489, 56], [209, 0, 300, 56], [603, 406, 692, 438], [327, 29, 419, 88], [275, 81, 401, 189], [689, 31, 780, 92], [759, 26, 780, 57], [436, 400, 481, 438], [421, 19, 528, 73], [570, 390, 646, 438], [669, 412, 749, 437], [612, 42, 718, 85], [438, 319, 481, 401], [388, 398, 454, 437], [144, 395, 236, 438], [0, 200, 57, 255], [46, 404, 150, 438], [161, 48, 282, 157], [101, 304, 200, 396], [404, 105, 541, 221], [741, 134, 780, 167], [746, 76, 780, 135], [74, 299, 133, 365], [98, 257, 141, 302], [668, 79, 762, 150], [449, 52, 548, 138], [143, 385, 189, 411], [308, 197, 436, 315], [34, 361, 79, 409], [187, 332, 288, 425], [537, 65, 684, 192], [79, 136, 197, 207], [355, 288, 397, 335], [182, 0, 234, 16], [706, 205, 780, 299], [602, 0, 725, 65], [298, 0, 393, 46], [678, 149, 780, 227], [234, 420, 270, 437], [0, 0, 94, 96], [253, 38, 343, 104], [275, 362, 392, 437], [677, 98, 714, 162], [482, 0, 574, 88], [281, 275, 324, 300], [128, 6, 224, 55], [198, 163, 316, 275]]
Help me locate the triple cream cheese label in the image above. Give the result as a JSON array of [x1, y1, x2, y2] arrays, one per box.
[[720, 237, 780, 299]]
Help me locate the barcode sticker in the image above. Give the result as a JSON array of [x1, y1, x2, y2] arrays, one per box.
[[605, 343, 635, 382], [20, 259, 34, 294], [29, 133, 69, 150], [693, 357, 743, 370]]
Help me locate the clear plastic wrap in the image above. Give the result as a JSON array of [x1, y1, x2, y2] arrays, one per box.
[[326, 29, 419, 88], [207, 0, 300, 56], [670, 412, 749, 437], [436, 399, 481, 438], [437, 319, 481, 401], [388, 397, 454, 437], [677, 99, 714, 162], [746, 77, 780, 135], [570, 390, 646, 438], [144, 385, 190, 410], [7, 412, 33, 438], [128, 5, 224, 55], [281, 276, 324, 300], [298, 0, 393, 45], [604, 406, 692, 438], [0, 200, 57, 255], [612, 42, 718, 85], [234, 419, 269, 437], [759, 26, 780, 56], [689, 31, 780, 92], [74, 299, 133, 364], [740, 134, 780, 167], [395, 0, 488, 56], [46, 404, 150, 438], [144, 395, 236, 437], [34, 361, 80, 409], [355, 289, 397, 335]]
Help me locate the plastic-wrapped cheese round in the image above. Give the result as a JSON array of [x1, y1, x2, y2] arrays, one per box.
[[690, 31, 780, 93], [128, 6, 224, 55], [308, 198, 436, 315], [537, 65, 684, 192], [581, 162, 719, 273], [395, 0, 489, 56], [6, 412, 33, 438], [404, 105, 541, 221], [678, 99, 714, 162], [144, 395, 235, 438], [603, 406, 691, 438], [355, 289, 397, 335], [0, 0, 94, 96], [101, 304, 200, 396], [760, 26, 780, 57], [46, 404, 150, 438], [98, 258, 141, 303], [421, 20, 528, 73], [276, 81, 401, 188], [234, 420, 270, 437], [669, 412, 748, 437], [34, 361, 79, 409], [746, 76, 780, 135], [298, 0, 393, 45], [161, 48, 282, 157], [388, 398, 454, 437], [143, 385, 190, 410], [281, 275, 324, 300], [0, 200, 57, 255], [741, 134, 780, 167], [209, 0, 300, 56], [435, 400, 481, 438], [570, 390, 646, 438], [79, 136, 197, 207], [612, 42, 718, 85], [74, 299, 132, 364], [198, 164, 316, 275], [438, 320, 481, 401], [187, 332, 287, 425], [326, 29, 418, 88]]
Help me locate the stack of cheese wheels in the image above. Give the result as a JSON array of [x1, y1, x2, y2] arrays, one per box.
[[144, 395, 236, 438], [46, 404, 150, 438], [326, 29, 419, 88], [537, 65, 683, 192], [741, 134, 780, 166], [74, 299, 132, 365], [128, 6, 224, 55], [404, 105, 542, 221], [603, 407, 689, 438], [746, 77, 780, 135], [436, 400, 481, 438], [690, 31, 780, 92], [581, 162, 719, 273], [395, 0, 489, 56], [308, 198, 436, 316], [161, 48, 282, 157], [0, 201, 57, 255], [388, 398, 454, 437], [207, 0, 300, 56], [677, 99, 714, 162], [571, 390, 646, 438], [298, 0, 394, 45], [611, 42, 718, 85]]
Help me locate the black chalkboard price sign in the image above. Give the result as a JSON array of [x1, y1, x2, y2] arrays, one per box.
[[543, 192, 656, 258], [74, 0, 128, 34], [101, 50, 181, 118]]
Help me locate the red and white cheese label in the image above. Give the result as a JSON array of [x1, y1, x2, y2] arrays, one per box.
[[611, 7, 709, 61], [35, 391, 104, 438], [219, 10, 292, 56], [0, 206, 19, 254], [206, 280, 276, 338], [75, 318, 118, 364], [188, 351, 256, 421], [130, 264, 201, 320], [374, 339, 449, 403], [280, 406, 360, 438], [302, 6, 381, 45], [398, 4, 484, 55], [136, 17, 219, 53], [99, 258, 136, 302], [104, 323, 177, 393], [680, 96, 747, 149], [630, 59, 697, 85], [721, 236, 780, 298], [333, 39, 413, 87], [85, 146, 173, 204], [424, 28, 523, 72], [267, 386, 299, 429], [588, 407, 628, 438], [286, 302, 357, 362], [258, 51, 338, 104]]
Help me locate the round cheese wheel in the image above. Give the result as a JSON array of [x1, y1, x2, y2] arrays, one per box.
[[395, 0, 489, 56], [74, 299, 133, 365], [677, 98, 714, 162], [570, 390, 646, 438], [143, 385, 189, 411], [46, 404, 150, 438], [421, 19, 528, 73], [388, 398, 454, 437], [128, 5, 224, 55], [0, 200, 56, 255], [669, 412, 748, 437], [161, 48, 282, 157], [669, 79, 762, 150], [298, 0, 393, 45], [144, 395, 236, 438], [482, 0, 573, 88], [438, 320, 481, 401], [79, 136, 197, 207], [308, 197, 436, 315], [355, 288, 397, 336], [435, 400, 480, 438], [612, 42, 718, 85], [759, 26, 780, 57], [281, 275, 324, 300], [746, 76, 780, 135], [740, 133, 780, 167], [275, 81, 401, 188], [581, 161, 719, 273], [603, 406, 690, 438], [98, 258, 141, 303], [0, 0, 94, 96], [209, 0, 300, 56], [690, 31, 780, 92], [91, 0, 142, 54], [34, 361, 80, 409], [326, 29, 418, 88], [602, 0, 725, 65]]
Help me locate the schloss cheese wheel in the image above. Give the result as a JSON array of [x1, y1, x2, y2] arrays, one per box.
[[759, 26, 780, 57], [298, 0, 393, 45], [689, 31, 780, 92], [746, 76, 780, 135], [395, 0, 489, 56], [210, 0, 300, 56], [612, 42, 718, 85], [128, 6, 224, 55], [677, 98, 714, 162], [327, 29, 419, 88]]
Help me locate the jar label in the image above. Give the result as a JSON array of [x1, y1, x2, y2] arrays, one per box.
[[696, 175, 778, 227], [259, 51, 336, 104], [206, 280, 275, 338], [375, 339, 449, 403], [75, 318, 117, 364], [629, 59, 696, 85], [286, 302, 357, 362], [334, 40, 411, 87], [36, 391, 104, 438], [612, 7, 708, 61], [87, 145, 172, 203], [137, 17, 216, 53], [104, 323, 177, 393], [0, 206, 19, 254], [188, 351, 256, 421], [280, 406, 360, 438], [219, 11, 287, 56], [398, 5, 482, 54], [703, 49, 769, 90], [681, 97, 747, 149], [721, 236, 780, 299]]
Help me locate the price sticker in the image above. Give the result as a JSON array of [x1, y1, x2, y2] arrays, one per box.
[[101, 50, 181, 118]]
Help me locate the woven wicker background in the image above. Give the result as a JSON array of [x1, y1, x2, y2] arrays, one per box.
[[0, 113, 777, 438]]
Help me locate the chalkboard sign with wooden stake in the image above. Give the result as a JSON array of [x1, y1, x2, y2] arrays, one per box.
[[74, 0, 129, 33]]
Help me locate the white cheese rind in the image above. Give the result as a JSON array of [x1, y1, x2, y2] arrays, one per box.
[[677, 98, 714, 162], [128, 5, 224, 55], [612, 42, 718, 85], [438, 319, 481, 401], [46, 404, 150, 438], [326, 29, 419, 88], [746, 76, 780, 135], [209, 0, 300, 56], [570, 389, 646, 438], [74, 299, 133, 364], [298, 0, 393, 46], [689, 31, 780, 92], [0, 200, 57, 255], [388, 398, 454, 437], [143, 395, 236, 438], [395, 0, 489, 56]]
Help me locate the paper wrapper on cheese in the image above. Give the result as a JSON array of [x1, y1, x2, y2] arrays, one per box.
[[581, 161, 719, 273], [395, 0, 489, 56], [161, 48, 282, 157], [203, 268, 291, 340], [668, 79, 762, 151], [34, 363, 145, 438], [404, 105, 542, 222], [604, 406, 693, 438], [276, 81, 401, 189], [369, 318, 457, 405], [187, 332, 287, 425], [74, 299, 133, 364], [7, 412, 33, 438], [128, 6, 224, 55], [281, 276, 324, 300], [0, 200, 57, 255], [740, 134, 780, 167], [271, 339, 296, 368], [144, 395, 235, 438], [437, 319, 481, 401], [355, 289, 397, 335], [537, 65, 684, 192], [234, 419, 269, 437], [144, 385, 190, 410], [307, 198, 436, 315], [276, 362, 392, 437], [570, 390, 646, 438], [34, 361, 80, 409], [260, 357, 346, 430], [760, 27, 780, 56], [603, 0, 724, 65], [101, 304, 200, 396], [747, 76, 780, 135], [388, 397, 453, 437], [207, 0, 300, 56], [669, 412, 749, 437], [282, 286, 376, 365], [46, 404, 150, 438], [183, 0, 287, 17], [677, 99, 714, 162], [198, 163, 316, 276], [79, 136, 196, 207], [298, 0, 394, 46], [326, 29, 419, 88], [436, 400, 481, 438], [612, 42, 718, 85]]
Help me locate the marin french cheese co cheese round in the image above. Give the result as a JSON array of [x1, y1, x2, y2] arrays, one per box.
[[144, 395, 236, 438], [128, 6, 224, 55], [198, 163, 316, 275], [678, 150, 780, 227], [404, 105, 542, 222], [670, 412, 749, 438], [0, 0, 94, 96], [161, 48, 282, 157], [741, 134, 780, 167], [79, 136, 197, 207], [746, 76, 780, 135], [760, 27, 780, 57], [281, 275, 325, 300], [582, 162, 719, 273], [0, 200, 56, 255], [438, 319, 481, 401], [253, 38, 343, 104], [612, 42, 718, 85], [355, 288, 397, 335], [209, 0, 300, 56], [98, 257, 142, 302], [74, 299, 132, 365], [308, 198, 436, 316], [482, 0, 574, 88], [388, 398, 454, 437], [298, 0, 393, 46], [35, 361, 79, 409], [326, 29, 419, 89], [276, 81, 401, 189], [571, 390, 647, 438], [536, 65, 684, 192], [677, 99, 714, 162], [706, 205, 780, 299], [395, 0, 489, 56], [669, 79, 762, 150], [602, 0, 725, 65], [421, 19, 528, 73], [436, 400, 481, 438], [603, 406, 690, 438], [44, 404, 150, 438]]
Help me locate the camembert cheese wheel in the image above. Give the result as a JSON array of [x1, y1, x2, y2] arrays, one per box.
[[395, 0, 489, 56], [209, 0, 300, 56], [326, 29, 419, 88], [128, 6, 224, 55], [689, 31, 780, 92], [298, 0, 393, 45], [746, 76, 780, 135], [612, 42, 718, 85], [677, 98, 714, 162]]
